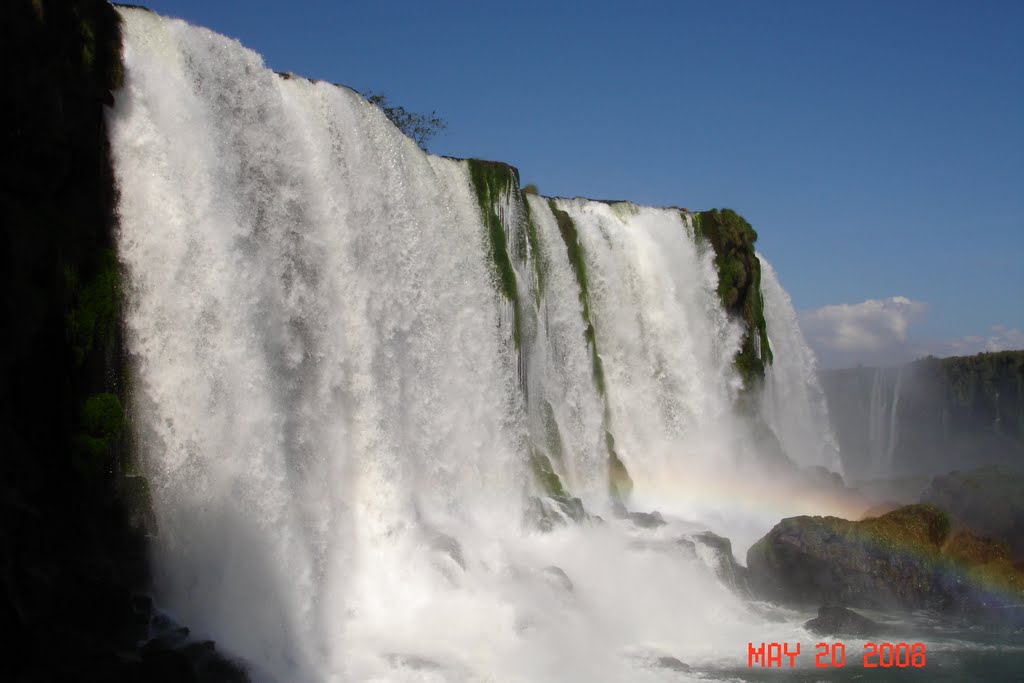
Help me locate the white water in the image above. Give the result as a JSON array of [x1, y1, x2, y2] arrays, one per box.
[[864, 367, 903, 479], [759, 257, 843, 475], [110, 9, 852, 682]]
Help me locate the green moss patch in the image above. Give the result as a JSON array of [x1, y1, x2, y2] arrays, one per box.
[[530, 449, 585, 523], [68, 249, 121, 367], [467, 159, 522, 349], [694, 209, 773, 387], [858, 503, 950, 549], [605, 430, 633, 507], [549, 200, 606, 395]]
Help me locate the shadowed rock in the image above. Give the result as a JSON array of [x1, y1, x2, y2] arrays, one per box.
[[655, 656, 691, 672], [746, 504, 1024, 625], [805, 605, 883, 637]]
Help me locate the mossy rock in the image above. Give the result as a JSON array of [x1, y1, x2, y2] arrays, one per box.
[[467, 159, 522, 348], [82, 392, 124, 440], [747, 504, 1024, 620], [529, 449, 586, 525], [606, 430, 633, 508], [693, 209, 772, 387]]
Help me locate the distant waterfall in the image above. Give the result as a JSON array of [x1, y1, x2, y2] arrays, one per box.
[[109, 8, 847, 681]]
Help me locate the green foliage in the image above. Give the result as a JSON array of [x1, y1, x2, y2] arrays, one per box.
[[540, 399, 565, 465], [549, 200, 605, 395], [860, 504, 950, 549], [68, 249, 121, 367], [530, 449, 586, 523], [363, 92, 446, 151], [694, 208, 773, 387], [82, 392, 124, 440], [606, 430, 633, 507], [522, 184, 539, 195], [940, 350, 1024, 405], [521, 196, 545, 305], [72, 0, 124, 89], [467, 159, 523, 349]]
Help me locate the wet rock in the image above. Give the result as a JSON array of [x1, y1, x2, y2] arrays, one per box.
[[805, 605, 883, 637], [746, 504, 1024, 622], [693, 531, 749, 595], [385, 653, 444, 671], [655, 656, 691, 672], [627, 510, 666, 528], [541, 565, 574, 593], [427, 530, 465, 569]]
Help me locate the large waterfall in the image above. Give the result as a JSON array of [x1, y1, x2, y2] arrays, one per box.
[[109, 8, 849, 681]]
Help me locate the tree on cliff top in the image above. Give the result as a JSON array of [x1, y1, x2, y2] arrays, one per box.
[[363, 92, 446, 151]]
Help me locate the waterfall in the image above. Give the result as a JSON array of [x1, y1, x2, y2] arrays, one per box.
[[758, 257, 843, 475], [109, 8, 847, 681]]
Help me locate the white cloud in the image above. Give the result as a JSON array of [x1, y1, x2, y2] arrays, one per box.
[[799, 297, 929, 366], [917, 325, 1024, 358], [799, 296, 1024, 369]]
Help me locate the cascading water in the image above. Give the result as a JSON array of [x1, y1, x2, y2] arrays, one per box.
[[109, 8, 853, 681], [758, 257, 842, 475], [862, 367, 904, 479]]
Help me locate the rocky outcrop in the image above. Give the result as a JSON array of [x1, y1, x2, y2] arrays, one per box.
[[2, 1, 248, 678], [804, 605, 884, 637], [921, 466, 1024, 561], [694, 209, 772, 387], [746, 505, 1024, 624], [692, 531, 750, 595]]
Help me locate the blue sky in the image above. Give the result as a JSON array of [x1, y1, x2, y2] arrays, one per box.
[[133, 0, 1023, 368]]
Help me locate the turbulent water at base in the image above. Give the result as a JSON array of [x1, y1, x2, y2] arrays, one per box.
[[105, 8, 955, 682]]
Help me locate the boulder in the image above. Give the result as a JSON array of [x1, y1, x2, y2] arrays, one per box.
[[746, 504, 1024, 622], [627, 511, 666, 528], [804, 605, 884, 637], [655, 656, 691, 672], [692, 531, 749, 595]]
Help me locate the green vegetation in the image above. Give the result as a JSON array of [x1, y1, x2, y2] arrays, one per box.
[[540, 399, 565, 465], [68, 249, 120, 367], [694, 209, 773, 387], [606, 430, 634, 507], [467, 159, 523, 349], [549, 200, 605, 395], [82, 392, 125, 441], [858, 504, 950, 549], [74, 392, 124, 474], [522, 184, 539, 195], [546, 199, 637, 509], [521, 195, 545, 305], [363, 92, 446, 151], [940, 350, 1024, 415], [530, 449, 586, 522]]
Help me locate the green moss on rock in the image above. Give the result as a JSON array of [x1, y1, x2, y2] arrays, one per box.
[[68, 249, 121, 367], [606, 430, 633, 507], [467, 159, 522, 348], [747, 503, 1024, 616], [82, 392, 124, 440], [530, 449, 586, 523], [550, 200, 605, 395], [521, 195, 545, 305], [694, 209, 773, 387]]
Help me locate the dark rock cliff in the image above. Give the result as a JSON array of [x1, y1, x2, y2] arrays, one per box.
[[2, 1, 246, 680]]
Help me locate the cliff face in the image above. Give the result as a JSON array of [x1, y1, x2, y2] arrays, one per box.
[[1, 0, 146, 678], [821, 351, 1024, 480]]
